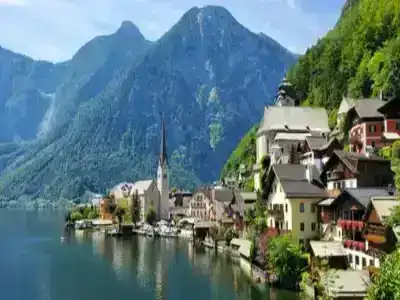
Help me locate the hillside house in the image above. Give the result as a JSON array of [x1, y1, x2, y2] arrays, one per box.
[[263, 164, 328, 246], [321, 150, 394, 191]]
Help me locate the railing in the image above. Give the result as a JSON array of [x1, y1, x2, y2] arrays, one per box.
[[268, 208, 284, 220], [327, 171, 344, 181], [338, 219, 364, 231], [343, 239, 366, 252]]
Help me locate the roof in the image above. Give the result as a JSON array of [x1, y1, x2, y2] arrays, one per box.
[[274, 132, 311, 141], [269, 164, 327, 199], [239, 192, 257, 202], [130, 180, 154, 195], [352, 98, 384, 119], [318, 198, 335, 206], [257, 106, 330, 136], [323, 150, 390, 175], [321, 270, 370, 298], [230, 238, 252, 258], [213, 189, 235, 203], [344, 188, 393, 208], [337, 97, 355, 115], [305, 136, 328, 150], [370, 199, 399, 222], [310, 241, 347, 257]]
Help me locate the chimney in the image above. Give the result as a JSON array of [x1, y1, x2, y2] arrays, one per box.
[[305, 164, 313, 183]]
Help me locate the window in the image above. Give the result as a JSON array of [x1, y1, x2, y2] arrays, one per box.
[[270, 220, 273, 227], [370, 259, 374, 267], [300, 222, 305, 231], [299, 202, 305, 213], [285, 221, 288, 230], [362, 258, 367, 268], [349, 255, 353, 263], [396, 122, 400, 131], [285, 204, 288, 213], [330, 227, 333, 233], [369, 125, 376, 133], [311, 204, 315, 213], [299, 239, 304, 245], [371, 141, 376, 147], [311, 222, 316, 231], [355, 256, 360, 265]]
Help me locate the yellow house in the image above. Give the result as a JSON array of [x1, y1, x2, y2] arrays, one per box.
[[264, 164, 328, 246]]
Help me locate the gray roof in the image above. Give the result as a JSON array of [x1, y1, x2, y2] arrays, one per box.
[[305, 136, 328, 150], [344, 188, 392, 208], [257, 106, 330, 135], [353, 98, 385, 119], [272, 164, 327, 198], [213, 189, 235, 202], [370, 198, 399, 222], [239, 192, 257, 202], [310, 241, 347, 257], [321, 270, 370, 298], [273, 164, 321, 182], [274, 132, 311, 141]]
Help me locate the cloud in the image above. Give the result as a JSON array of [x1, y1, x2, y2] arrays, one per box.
[[0, 0, 345, 62]]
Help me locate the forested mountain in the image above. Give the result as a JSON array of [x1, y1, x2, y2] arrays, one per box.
[[287, 0, 400, 117], [0, 6, 295, 203], [221, 0, 400, 181]]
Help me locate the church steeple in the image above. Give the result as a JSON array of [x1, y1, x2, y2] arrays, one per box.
[[159, 117, 168, 166]]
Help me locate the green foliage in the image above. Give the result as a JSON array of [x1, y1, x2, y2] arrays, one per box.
[[114, 206, 125, 226], [391, 141, 400, 191], [145, 206, 157, 225], [220, 125, 258, 179], [130, 191, 141, 224], [224, 227, 239, 245], [70, 211, 83, 222], [266, 235, 307, 284], [287, 0, 400, 110], [378, 146, 392, 159], [366, 248, 400, 300]]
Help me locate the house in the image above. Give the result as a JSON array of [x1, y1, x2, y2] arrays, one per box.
[[359, 197, 399, 269], [188, 188, 212, 220], [212, 189, 244, 231], [319, 270, 370, 300], [298, 136, 342, 171], [129, 180, 160, 223], [253, 78, 330, 191], [317, 188, 394, 243], [169, 190, 192, 218], [321, 150, 394, 191], [238, 192, 258, 213], [309, 241, 348, 270], [345, 96, 400, 153], [263, 164, 328, 245]]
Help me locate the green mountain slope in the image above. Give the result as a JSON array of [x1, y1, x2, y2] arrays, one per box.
[[220, 0, 400, 182], [0, 6, 296, 202], [287, 0, 400, 109]]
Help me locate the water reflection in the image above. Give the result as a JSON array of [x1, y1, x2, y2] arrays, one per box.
[[74, 233, 298, 300]]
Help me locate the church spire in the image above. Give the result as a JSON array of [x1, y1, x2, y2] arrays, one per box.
[[159, 116, 168, 166]]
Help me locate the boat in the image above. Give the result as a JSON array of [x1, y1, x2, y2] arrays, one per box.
[[146, 229, 155, 238]]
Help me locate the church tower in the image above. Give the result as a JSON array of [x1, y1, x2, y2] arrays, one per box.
[[275, 77, 297, 107], [157, 117, 169, 220]]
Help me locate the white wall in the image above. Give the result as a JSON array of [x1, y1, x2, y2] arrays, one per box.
[[345, 249, 380, 270], [256, 134, 268, 163]]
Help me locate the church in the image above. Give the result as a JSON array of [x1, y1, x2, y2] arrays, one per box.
[[109, 118, 170, 221]]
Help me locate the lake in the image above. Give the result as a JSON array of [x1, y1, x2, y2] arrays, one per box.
[[0, 210, 298, 300]]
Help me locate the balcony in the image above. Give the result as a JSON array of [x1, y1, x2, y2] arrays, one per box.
[[343, 239, 366, 252], [327, 171, 344, 181], [320, 213, 335, 224], [338, 219, 364, 231], [268, 207, 284, 220]]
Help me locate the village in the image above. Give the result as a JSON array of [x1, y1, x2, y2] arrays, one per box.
[[66, 77, 400, 300]]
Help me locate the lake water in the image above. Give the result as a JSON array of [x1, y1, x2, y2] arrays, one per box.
[[0, 210, 298, 300]]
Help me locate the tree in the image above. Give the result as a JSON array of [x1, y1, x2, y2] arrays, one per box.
[[130, 190, 141, 224], [266, 235, 307, 286], [224, 227, 239, 245], [114, 206, 125, 229], [366, 248, 400, 300], [145, 206, 157, 225]]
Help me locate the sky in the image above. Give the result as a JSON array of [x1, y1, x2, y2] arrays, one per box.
[[0, 0, 346, 62]]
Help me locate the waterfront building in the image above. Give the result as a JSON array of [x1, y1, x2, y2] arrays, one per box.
[[188, 188, 212, 220], [263, 164, 328, 246]]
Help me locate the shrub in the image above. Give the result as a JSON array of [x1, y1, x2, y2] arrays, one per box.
[[70, 211, 83, 222]]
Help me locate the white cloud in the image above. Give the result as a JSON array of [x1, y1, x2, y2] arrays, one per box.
[[0, 0, 345, 61]]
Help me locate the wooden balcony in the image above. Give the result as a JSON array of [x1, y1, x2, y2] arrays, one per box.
[[327, 171, 344, 181], [338, 219, 364, 231], [343, 239, 366, 252], [268, 207, 284, 220]]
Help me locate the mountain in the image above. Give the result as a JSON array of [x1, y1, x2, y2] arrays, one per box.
[[287, 0, 400, 116], [221, 0, 400, 183], [0, 6, 295, 203]]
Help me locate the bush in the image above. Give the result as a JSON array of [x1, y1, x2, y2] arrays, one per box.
[[145, 207, 157, 225], [224, 227, 239, 245], [87, 211, 98, 219], [70, 211, 83, 222]]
